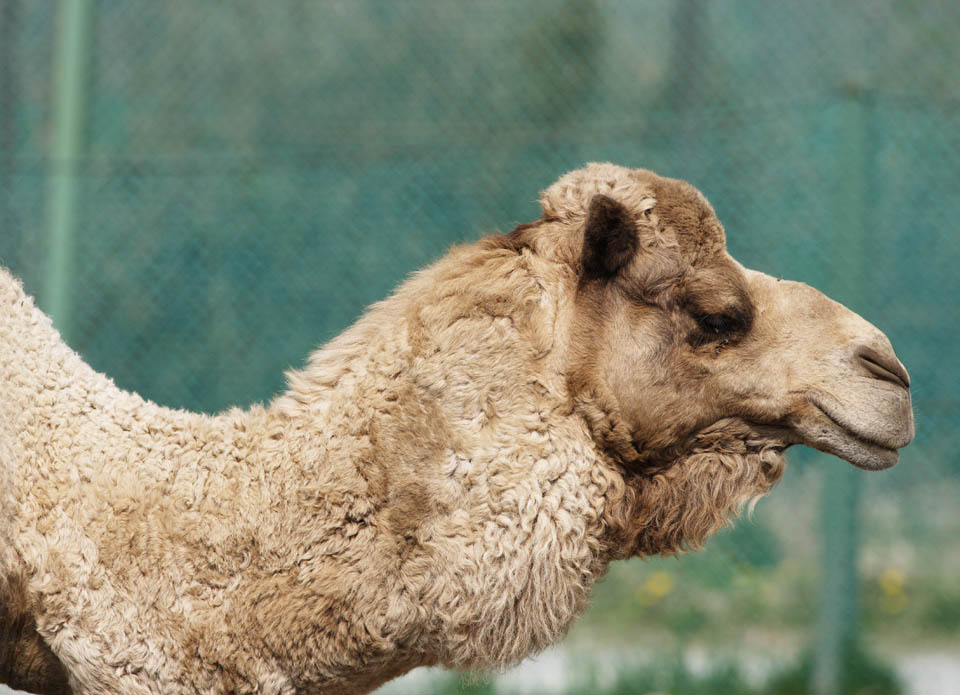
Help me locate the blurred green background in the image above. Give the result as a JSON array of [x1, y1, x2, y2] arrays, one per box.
[[1, 1, 958, 694]]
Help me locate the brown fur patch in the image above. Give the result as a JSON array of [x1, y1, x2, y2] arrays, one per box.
[[0, 575, 72, 694]]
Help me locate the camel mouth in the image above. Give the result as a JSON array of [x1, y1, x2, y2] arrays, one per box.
[[792, 401, 902, 471]]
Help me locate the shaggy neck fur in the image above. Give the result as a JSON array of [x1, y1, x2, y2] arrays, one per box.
[[602, 422, 786, 559], [1, 241, 782, 694]]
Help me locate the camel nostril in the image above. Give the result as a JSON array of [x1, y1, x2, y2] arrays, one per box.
[[856, 346, 910, 390]]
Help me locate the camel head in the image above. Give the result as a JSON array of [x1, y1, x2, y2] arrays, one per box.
[[509, 163, 913, 552]]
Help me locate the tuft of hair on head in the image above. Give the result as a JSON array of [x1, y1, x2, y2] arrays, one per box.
[[580, 194, 638, 279]]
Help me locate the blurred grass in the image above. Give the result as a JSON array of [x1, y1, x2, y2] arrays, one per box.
[[573, 462, 960, 645], [419, 647, 902, 695]]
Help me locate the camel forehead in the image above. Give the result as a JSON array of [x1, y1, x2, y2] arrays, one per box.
[[541, 163, 726, 263]]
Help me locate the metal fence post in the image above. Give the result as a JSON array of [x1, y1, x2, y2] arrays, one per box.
[[44, 0, 91, 340], [813, 461, 862, 694], [0, 2, 20, 249], [811, 85, 873, 695]]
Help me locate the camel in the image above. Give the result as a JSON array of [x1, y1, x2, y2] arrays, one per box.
[[0, 164, 913, 694]]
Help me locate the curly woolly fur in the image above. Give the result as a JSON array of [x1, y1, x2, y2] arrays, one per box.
[[0, 162, 903, 695]]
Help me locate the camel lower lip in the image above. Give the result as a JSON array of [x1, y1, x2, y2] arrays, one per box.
[[796, 404, 900, 471]]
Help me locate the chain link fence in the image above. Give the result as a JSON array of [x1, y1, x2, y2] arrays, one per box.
[[1, 1, 958, 693]]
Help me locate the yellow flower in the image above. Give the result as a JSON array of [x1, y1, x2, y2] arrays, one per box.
[[645, 571, 675, 599], [879, 568, 905, 596], [878, 568, 907, 615]]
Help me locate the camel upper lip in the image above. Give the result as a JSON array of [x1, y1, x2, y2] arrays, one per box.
[[807, 388, 913, 448], [814, 401, 900, 450]]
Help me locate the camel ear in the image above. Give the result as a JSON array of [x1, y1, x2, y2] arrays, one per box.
[[581, 194, 638, 279]]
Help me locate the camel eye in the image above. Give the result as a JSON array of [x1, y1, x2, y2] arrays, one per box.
[[695, 313, 739, 336], [686, 297, 754, 347]]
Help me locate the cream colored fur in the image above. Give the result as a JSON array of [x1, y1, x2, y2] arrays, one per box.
[[0, 244, 630, 694]]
